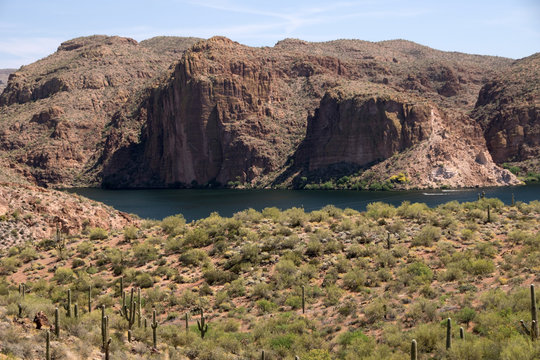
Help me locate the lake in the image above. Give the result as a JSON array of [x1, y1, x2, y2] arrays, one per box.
[[66, 184, 540, 221]]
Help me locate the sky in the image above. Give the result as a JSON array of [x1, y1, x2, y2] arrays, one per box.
[[0, 0, 539, 68]]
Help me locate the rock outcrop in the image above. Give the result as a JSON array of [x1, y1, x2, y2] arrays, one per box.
[[472, 53, 539, 168]]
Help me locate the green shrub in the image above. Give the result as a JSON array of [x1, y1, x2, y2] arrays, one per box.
[[131, 241, 158, 265], [366, 202, 396, 219], [161, 214, 186, 235], [412, 225, 442, 246], [134, 273, 154, 288], [77, 241, 94, 256], [89, 227, 108, 240], [257, 299, 278, 313], [123, 226, 138, 241], [179, 249, 209, 266], [53, 267, 75, 284]]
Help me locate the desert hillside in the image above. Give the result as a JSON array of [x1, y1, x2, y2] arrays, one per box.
[[0, 198, 539, 359]]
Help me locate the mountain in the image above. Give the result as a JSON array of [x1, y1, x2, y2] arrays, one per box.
[[0, 35, 535, 189]]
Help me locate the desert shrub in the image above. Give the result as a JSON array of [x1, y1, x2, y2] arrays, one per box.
[[323, 285, 344, 306], [164, 236, 184, 254], [412, 225, 442, 246], [303, 349, 332, 360], [397, 201, 430, 219], [309, 210, 328, 223], [134, 273, 154, 288], [262, 207, 281, 221], [179, 249, 209, 266], [342, 268, 366, 292], [257, 299, 278, 313], [72, 258, 85, 268], [203, 267, 237, 285], [53, 267, 75, 284], [18, 247, 38, 263], [274, 259, 298, 288], [89, 227, 108, 240], [123, 226, 138, 241], [507, 229, 532, 244], [403, 261, 433, 285], [161, 214, 186, 236], [321, 205, 343, 219], [234, 208, 263, 223], [305, 238, 322, 257], [468, 258, 495, 275], [366, 202, 396, 219], [456, 307, 476, 325], [184, 228, 211, 248], [131, 241, 158, 265], [77, 241, 94, 256], [283, 207, 307, 227]]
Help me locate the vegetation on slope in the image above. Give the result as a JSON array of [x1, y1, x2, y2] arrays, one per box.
[[0, 198, 539, 359]]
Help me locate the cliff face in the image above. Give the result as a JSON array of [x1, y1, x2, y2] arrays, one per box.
[[294, 88, 432, 171], [472, 53, 539, 168]]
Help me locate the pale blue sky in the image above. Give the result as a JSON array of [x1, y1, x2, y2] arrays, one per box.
[[0, 0, 538, 68]]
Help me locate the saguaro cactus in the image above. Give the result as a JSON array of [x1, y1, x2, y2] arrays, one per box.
[[261, 350, 265, 360], [74, 303, 79, 319], [197, 309, 209, 339], [137, 287, 142, 328], [446, 318, 452, 349], [532, 284, 538, 340], [18, 303, 22, 318], [151, 310, 158, 348], [45, 330, 50, 360], [64, 289, 72, 317], [460, 327, 465, 340], [521, 284, 539, 341], [105, 337, 112, 360], [119, 276, 124, 297], [54, 307, 59, 337], [411, 339, 417, 360], [302, 285, 305, 314], [185, 312, 189, 333], [88, 286, 92, 313], [487, 205, 491, 223]]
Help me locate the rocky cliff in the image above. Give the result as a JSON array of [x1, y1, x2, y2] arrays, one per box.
[[0, 35, 534, 189], [472, 53, 539, 172]]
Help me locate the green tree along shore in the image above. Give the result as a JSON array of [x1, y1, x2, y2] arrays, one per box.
[[1, 198, 539, 359]]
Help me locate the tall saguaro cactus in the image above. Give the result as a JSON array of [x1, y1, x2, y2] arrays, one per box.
[[446, 318, 452, 349], [302, 285, 305, 314], [532, 284, 538, 340], [197, 309, 209, 339], [151, 309, 158, 349], [88, 286, 92, 313], [45, 330, 50, 360], [411, 339, 417, 360], [54, 307, 59, 337], [64, 289, 72, 317], [521, 284, 539, 341]]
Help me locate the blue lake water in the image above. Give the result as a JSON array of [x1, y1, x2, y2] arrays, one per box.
[[66, 184, 540, 221]]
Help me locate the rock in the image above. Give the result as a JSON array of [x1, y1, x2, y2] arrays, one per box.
[[33, 311, 50, 329]]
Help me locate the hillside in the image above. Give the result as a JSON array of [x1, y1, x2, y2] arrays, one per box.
[[0, 198, 539, 359], [0, 35, 536, 189]]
